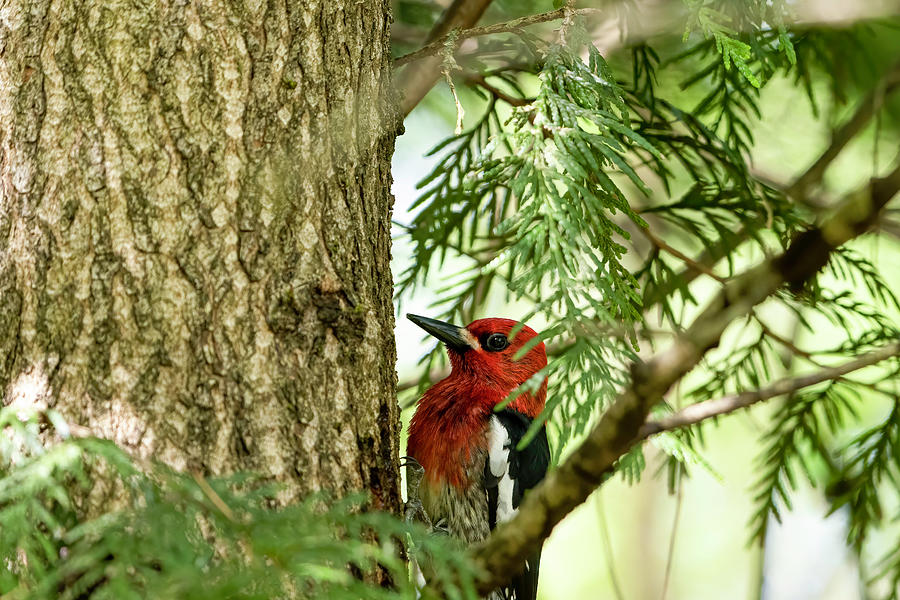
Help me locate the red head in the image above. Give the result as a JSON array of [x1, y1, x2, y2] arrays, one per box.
[[408, 314, 548, 417], [406, 314, 548, 488]]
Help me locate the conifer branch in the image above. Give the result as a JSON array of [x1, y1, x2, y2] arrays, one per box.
[[395, 5, 900, 119], [469, 161, 900, 597], [639, 342, 900, 437]]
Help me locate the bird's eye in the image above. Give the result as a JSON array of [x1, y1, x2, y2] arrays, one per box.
[[485, 333, 509, 352]]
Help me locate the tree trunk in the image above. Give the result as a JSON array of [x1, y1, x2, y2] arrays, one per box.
[[0, 0, 400, 511]]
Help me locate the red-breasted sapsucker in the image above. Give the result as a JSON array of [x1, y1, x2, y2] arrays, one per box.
[[406, 314, 550, 600]]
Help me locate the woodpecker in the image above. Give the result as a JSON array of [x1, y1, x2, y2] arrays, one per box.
[[406, 314, 550, 600]]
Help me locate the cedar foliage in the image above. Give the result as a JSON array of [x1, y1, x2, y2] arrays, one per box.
[[3, 0, 900, 598]]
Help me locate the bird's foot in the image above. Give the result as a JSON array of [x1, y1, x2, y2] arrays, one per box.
[[400, 455, 423, 473], [401, 456, 432, 527], [404, 496, 431, 527]]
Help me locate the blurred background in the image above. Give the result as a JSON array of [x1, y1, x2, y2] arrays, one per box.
[[390, 2, 900, 597]]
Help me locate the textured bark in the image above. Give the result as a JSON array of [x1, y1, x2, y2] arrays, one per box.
[[0, 0, 400, 511]]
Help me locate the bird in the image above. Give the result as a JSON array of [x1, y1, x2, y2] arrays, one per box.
[[405, 313, 550, 600]]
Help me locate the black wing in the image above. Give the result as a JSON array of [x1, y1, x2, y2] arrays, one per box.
[[484, 409, 551, 600]]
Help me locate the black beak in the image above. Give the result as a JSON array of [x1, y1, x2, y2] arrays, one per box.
[[407, 314, 473, 353]]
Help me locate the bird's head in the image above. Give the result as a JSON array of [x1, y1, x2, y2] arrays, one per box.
[[407, 314, 547, 416]]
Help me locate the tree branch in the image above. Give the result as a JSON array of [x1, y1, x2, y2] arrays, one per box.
[[468, 161, 900, 597], [639, 342, 900, 437], [394, 7, 604, 68], [638, 223, 726, 282], [465, 73, 532, 106], [787, 60, 900, 200], [394, 0, 496, 118], [753, 312, 826, 367], [394, 1, 900, 120]]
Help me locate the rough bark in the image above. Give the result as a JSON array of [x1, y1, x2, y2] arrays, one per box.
[[0, 0, 400, 511]]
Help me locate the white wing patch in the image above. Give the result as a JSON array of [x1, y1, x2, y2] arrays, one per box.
[[488, 415, 517, 523]]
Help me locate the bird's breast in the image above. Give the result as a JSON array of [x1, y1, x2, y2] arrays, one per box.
[[407, 394, 494, 488]]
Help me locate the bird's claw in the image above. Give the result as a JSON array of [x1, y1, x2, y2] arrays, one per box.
[[400, 455, 423, 472], [403, 456, 432, 527]]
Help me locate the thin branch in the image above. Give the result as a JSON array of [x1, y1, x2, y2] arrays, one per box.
[[394, 7, 604, 68], [466, 73, 532, 106], [191, 471, 236, 521], [395, 0, 900, 71], [641, 224, 750, 307], [753, 312, 826, 368], [639, 224, 726, 282], [639, 342, 900, 437], [395, 7, 900, 119], [787, 60, 900, 200], [395, 0, 496, 117], [468, 162, 900, 597]]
